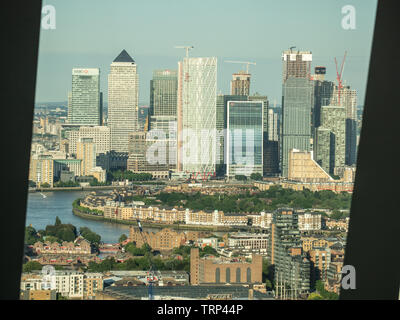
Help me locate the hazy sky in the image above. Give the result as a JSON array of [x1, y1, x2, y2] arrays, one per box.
[[36, 0, 377, 105]]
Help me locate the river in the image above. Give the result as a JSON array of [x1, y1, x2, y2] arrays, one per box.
[[26, 190, 225, 244], [27, 190, 134, 243]]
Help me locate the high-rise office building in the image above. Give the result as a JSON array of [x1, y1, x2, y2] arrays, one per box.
[[268, 109, 279, 142], [149, 69, 178, 145], [68, 126, 110, 156], [69, 68, 101, 125], [315, 106, 346, 175], [108, 49, 139, 153], [282, 50, 312, 82], [178, 57, 217, 175], [127, 132, 174, 179], [215, 94, 248, 176], [76, 138, 96, 176], [150, 69, 178, 117], [231, 71, 250, 96], [314, 127, 332, 174], [226, 101, 263, 178], [331, 86, 358, 166], [281, 77, 313, 177], [312, 80, 335, 130]]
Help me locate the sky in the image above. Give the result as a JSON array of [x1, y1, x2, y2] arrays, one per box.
[[36, 0, 377, 105]]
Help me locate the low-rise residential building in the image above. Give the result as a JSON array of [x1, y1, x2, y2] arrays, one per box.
[[226, 232, 269, 255], [33, 238, 92, 255], [325, 217, 350, 232], [20, 271, 103, 300], [298, 212, 322, 231], [129, 227, 186, 251]]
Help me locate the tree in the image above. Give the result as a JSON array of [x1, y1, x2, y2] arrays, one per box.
[[235, 175, 247, 181], [119, 234, 128, 243], [308, 292, 324, 300], [330, 210, 343, 220], [23, 261, 43, 273], [41, 183, 50, 188], [79, 227, 101, 244], [250, 173, 263, 181], [25, 226, 40, 245], [55, 216, 61, 226]]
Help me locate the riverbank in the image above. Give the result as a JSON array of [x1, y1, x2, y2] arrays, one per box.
[[72, 208, 252, 232], [29, 183, 165, 193]]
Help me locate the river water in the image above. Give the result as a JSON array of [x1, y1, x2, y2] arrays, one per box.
[[27, 191, 134, 243], [26, 190, 224, 244]]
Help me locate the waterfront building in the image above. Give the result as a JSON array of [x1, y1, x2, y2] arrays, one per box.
[[76, 138, 96, 176], [108, 49, 139, 152], [29, 154, 54, 187], [69, 68, 101, 126], [129, 227, 186, 251], [53, 159, 82, 179], [96, 151, 128, 171]]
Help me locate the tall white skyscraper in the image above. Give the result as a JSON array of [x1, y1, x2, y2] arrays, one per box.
[[108, 49, 139, 153], [268, 109, 279, 142], [69, 68, 101, 125], [178, 57, 217, 175]]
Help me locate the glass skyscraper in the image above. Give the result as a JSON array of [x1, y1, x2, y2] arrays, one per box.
[[226, 101, 263, 178], [179, 57, 217, 175], [215, 94, 247, 176], [317, 105, 346, 175], [69, 68, 101, 125], [149, 69, 178, 117], [281, 77, 313, 177]]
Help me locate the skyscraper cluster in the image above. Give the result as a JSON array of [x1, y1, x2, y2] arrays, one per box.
[[60, 46, 357, 183]]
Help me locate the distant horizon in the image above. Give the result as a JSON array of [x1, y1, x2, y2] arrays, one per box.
[[36, 0, 377, 105]]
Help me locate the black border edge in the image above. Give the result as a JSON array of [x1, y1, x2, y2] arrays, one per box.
[[0, 0, 42, 300], [340, 0, 400, 300]]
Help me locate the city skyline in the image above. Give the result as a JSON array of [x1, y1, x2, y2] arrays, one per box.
[[35, 0, 377, 105]]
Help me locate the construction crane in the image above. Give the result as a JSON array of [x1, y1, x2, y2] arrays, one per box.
[[174, 45, 194, 58], [334, 51, 347, 106], [224, 60, 256, 74]]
